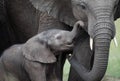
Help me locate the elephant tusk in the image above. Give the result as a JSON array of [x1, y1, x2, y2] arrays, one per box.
[[68, 54, 72, 57], [90, 37, 93, 50], [113, 37, 118, 47], [67, 54, 73, 60]]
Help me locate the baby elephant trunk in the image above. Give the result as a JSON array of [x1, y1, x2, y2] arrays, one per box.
[[70, 20, 84, 39]]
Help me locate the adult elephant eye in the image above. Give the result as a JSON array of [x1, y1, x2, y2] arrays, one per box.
[[80, 2, 86, 10]]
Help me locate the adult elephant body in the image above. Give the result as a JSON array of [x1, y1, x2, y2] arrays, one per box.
[[0, 0, 120, 81]]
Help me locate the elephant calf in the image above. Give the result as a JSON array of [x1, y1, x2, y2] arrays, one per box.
[[0, 21, 84, 81]]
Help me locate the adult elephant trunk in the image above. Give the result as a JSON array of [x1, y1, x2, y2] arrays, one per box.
[[69, 9, 115, 81]]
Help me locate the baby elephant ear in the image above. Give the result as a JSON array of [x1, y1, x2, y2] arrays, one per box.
[[22, 41, 56, 63]]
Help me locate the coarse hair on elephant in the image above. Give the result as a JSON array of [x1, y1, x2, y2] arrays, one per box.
[[0, 0, 120, 81], [0, 21, 83, 81]]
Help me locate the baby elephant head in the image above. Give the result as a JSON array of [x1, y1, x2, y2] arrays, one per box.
[[22, 21, 84, 64], [47, 20, 84, 51]]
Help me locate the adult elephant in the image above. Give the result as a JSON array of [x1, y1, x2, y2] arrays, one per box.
[[0, 0, 120, 81]]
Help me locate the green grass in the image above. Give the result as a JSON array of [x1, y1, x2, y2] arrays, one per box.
[[63, 60, 70, 81], [63, 19, 120, 80], [106, 19, 120, 78]]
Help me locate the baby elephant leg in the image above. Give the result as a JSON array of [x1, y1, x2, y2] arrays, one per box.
[[0, 59, 6, 81], [24, 59, 46, 81], [0, 60, 19, 81]]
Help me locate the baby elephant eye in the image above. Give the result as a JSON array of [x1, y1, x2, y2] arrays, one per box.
[[55, 34, 62, 40], [56, 35, 62, 40]]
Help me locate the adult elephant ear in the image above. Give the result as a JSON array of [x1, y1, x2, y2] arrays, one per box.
[[29, 0, 77, 26], [22, 41, 56, 63]]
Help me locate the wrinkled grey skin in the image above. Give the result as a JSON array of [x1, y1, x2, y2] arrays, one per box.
[[68, 0, 119, 81], [0, 23, 80, 81], [0, 0, 120, 81]]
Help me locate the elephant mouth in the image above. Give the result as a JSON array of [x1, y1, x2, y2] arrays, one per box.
[[65, 43, 74, 47], [60, 43, 74, 50], [65, 39, 76, 48]]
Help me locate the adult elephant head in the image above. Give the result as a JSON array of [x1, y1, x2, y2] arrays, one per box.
[[6, 0, 119, 81], [68, 0, 119, 81]]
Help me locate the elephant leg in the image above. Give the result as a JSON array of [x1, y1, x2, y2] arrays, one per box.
[[0, 0, 16, 55], [68, 32, 93, 81], [0, 59, 6, 81], [55, 54, 67, 80], [24, 59, 46, 81], [68, 67, 82, 81], [44, 53, 68, 81]]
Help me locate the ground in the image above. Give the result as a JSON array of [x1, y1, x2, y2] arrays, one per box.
[[102, 76, 120, 81]]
